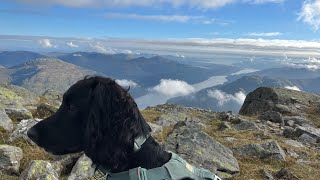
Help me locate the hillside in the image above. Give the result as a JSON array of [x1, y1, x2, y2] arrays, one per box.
[[168, 75, 295, 112], [0, 86, 319, 179], [9, 58, 97, 95], [0, 51, 46, 68]]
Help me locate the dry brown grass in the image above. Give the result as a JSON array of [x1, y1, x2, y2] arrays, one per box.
[[141, 108, 162, 123]]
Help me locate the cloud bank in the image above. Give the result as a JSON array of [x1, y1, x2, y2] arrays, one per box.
[[115, 79, 138, 88], [207, 89, 246, 106], [38, 38, 55, 48], [150, 79, 195, 97], [284, 86, 301, 91], [245, 32, 283, 37]]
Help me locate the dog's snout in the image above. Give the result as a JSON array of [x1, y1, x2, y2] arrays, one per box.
[[27, 127, 39, 143]]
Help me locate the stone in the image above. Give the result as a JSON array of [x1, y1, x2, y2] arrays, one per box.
[[284, 140, 305, 148], [19, 160, 62, 180], [0, 108, 13, 132], [9, 119, 41, 143], [283, 116, 310, 127], [0, 144, 23, 175], [233, 120, 259, 131], [218, 122, 233, 131], [258, 111, 284, 124], [165, 123, 239, 178], [5, 108, 33, 121], [148, 122, 163, 140], [274, 168, 299, 180], [261, 169, 274, 180], [233, 140, 286, 161], [68, 154, 94, 180], [36, 103, 58, 119], [298, 133, 317, 144]]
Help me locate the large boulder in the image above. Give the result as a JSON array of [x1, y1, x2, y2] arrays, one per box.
[[68, 154, 94, 180], [283, 124, 320, 145], [20, 160, 62, 180], [239, 87, 320, 116], [258, 110, 284, 124], [233, 120, 259, 131], [0, 145, 23, 175], [233, 140, 286, 161], [165, 122, 239, 178], [0, 108, 13, 132]]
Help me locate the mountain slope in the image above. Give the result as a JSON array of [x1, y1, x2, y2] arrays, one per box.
[[167, 75, 296, 112], [9, 58, 96, 94], [0, 51, 47, 67], [59, 52, 240, 87]]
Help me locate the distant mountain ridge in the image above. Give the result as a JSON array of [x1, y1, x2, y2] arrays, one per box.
[[0, 51, 47, 67]]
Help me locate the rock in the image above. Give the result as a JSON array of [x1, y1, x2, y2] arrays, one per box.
[[41, 90, 62, 107], [258, 111, 284, 124], [298, 133, 317, 144], [0, 108, 13, 132], [5, 107, 33, 121], [218, 122, 233, 131], [36, 103, 58, 118], [0, 144, 23, 175], [284, 140, 305, 148], [274, 168, 299, 180], [283, 116, 310, 127], [68, 154, 94, 180], [51, 153, 83, 177], [233, 140, 286, 161], [218, 112, 242, 124], [283, 127, 296, 139], [165, 123, 239, 178], [9, 119, 41, 143], [233, 120, 259, 131], [148, 122, 163, 140], [240, 87, 320, 116], [20, 160, 62, 180], [156, 111, 198, 126], [261, 169, 274, 180]]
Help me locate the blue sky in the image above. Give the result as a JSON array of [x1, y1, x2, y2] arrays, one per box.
[[0, 0, 319, 39], [1, 0, 320, 58]]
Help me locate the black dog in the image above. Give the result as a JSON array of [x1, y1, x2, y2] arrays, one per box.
[[28, 76, 219, 180], [28, 76, 171, 173]]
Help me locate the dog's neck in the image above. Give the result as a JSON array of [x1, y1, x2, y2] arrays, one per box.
[[110, 135, 171, 173]]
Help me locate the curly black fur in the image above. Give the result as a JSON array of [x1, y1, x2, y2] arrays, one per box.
[[27, 76, 171, 173]]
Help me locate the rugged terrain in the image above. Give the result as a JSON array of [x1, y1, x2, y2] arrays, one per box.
[[0, 85, 319, 179]]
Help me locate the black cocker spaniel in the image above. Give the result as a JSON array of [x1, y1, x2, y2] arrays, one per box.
[[27, 76, 219, 180]]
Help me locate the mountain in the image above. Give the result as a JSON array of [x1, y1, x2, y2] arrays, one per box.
[[228, 67, 320, 82], [8, 58, 96, 95], [58, 52, 240, 87], [0, 51, 47, 67], [0, 66, 10, 83], [167, 75, 295, 112], [292, 77, 320, 93]]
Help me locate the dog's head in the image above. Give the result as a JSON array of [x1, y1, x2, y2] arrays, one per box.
[[27, 76, 150, 171]]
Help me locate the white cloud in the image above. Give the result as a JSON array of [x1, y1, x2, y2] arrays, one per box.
[[298, 0, 320, 31], [115, 79, 138, 88], [150, 79, 195, 97], [9, 0, 283, 9], [245, 32, 283, 37], [244, 0, 284, 4], [89, 42, 115, 54], [283, 57, 320, 70], [38, 38, 55, 48], [304, 57, 320, 63], [207, 89, 246, 106], [284, 86, 301, 91], [66, 41, 79, 48]]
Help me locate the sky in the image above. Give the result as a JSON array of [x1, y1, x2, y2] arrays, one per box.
[[1, 0, 320, 57]]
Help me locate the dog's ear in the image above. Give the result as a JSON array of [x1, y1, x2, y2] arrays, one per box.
[[84, 79, 150, 171]]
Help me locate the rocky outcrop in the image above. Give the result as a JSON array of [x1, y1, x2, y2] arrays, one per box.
[[233, 140, 286, 161], [19, 160, 62, 180], [68, 154, 94, 180], [165, 121, 239, 178], [283, 125, 320, 145], [239, 87, 320, 116], [258, 110, 284, 124], [0, 108, 13, 132], [0, 145, 23, 175]]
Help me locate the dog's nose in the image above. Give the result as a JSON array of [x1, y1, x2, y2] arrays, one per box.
[[27, 127, 39, 143]]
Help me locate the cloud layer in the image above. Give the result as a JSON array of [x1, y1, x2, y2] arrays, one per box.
[[245, 32, 283, 37], [115, 79, 138, 88], [284, 86, 301, 91], [150, 79, 195, 97], [207, 89, 246, 106]]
